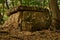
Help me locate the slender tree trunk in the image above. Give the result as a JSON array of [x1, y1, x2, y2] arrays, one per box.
[[11, 0, 14, 7], [2, 0, 5, 23], [19, 0, 22, 5], [5, 0, 9, 9], [49, 0, 60, 30]]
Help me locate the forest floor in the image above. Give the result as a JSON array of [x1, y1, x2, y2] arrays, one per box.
[[0, 28, 60, 40]]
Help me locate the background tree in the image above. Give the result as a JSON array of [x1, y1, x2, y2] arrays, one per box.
[[49, 0, 60, 30], [5, 0, 9, 9]]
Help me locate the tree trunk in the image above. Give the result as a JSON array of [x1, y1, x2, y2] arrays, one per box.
[[5, 0, 9, 9], [49, 0, 60, 30]]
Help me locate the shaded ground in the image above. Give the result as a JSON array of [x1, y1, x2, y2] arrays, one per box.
[[0, 30, 60, 40]]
